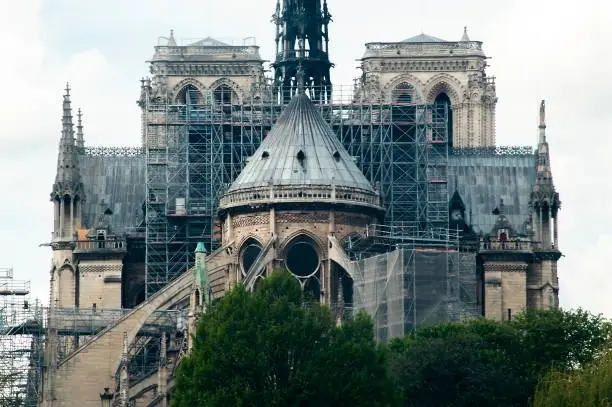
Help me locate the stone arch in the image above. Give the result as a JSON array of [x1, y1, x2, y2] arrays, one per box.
[[171, 78, 206, 104], [235, 233, 264, 251], [279, 229, 326, 258], [209, 77, 243, 104], [281, 232, 323, 279], [56, 264, 76, 308], [382, 74, 426, 103], [423, 74, 464, 105], [237, 236, 264, 276]]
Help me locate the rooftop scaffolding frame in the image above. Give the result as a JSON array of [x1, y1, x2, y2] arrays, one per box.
[[143, 84, 450, 298], [0, 268, 44, 407]]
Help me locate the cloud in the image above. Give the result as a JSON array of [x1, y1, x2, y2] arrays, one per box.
[[0, 0, 609, 316]]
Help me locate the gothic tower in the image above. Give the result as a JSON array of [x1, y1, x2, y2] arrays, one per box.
[[272, 0, 333, 103], [357, 27, 497, 147]]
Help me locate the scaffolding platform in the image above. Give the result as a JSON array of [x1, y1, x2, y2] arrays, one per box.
[[0, 268, 43, 407], [143, 84, 450, 297]]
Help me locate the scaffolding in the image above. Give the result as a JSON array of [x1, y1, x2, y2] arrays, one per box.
[[349, 230, 480, 342], [0, 268, 44, 407], [143, 84, 449, 298]]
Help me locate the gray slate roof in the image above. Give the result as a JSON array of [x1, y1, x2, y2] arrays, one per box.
[[448, 154, 536, 236], [227, 93, 376, 193], [80, 154, 146, 234], [402, 33, 447, 43]]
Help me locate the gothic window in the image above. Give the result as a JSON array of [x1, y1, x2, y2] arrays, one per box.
[[392, 82, 413, 103], [433, 92, 453, 147], [213, 84, 234, 105], [176, 84, 202, 105], [240, 239, 262, 276], [284, 235, 320, 278]]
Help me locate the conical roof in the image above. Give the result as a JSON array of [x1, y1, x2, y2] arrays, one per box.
[[227, 93, 375, 193], [220, 93, 382, 212]]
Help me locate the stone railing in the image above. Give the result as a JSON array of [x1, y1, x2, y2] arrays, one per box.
[[74, 238, 127, 252], [480, 239, 532, 252], [153, 44, 261, 60], [219, 184, 382, 210], [364, 41, 484, 58]]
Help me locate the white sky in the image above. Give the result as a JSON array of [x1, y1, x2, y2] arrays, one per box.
[[0, 0, 609, 315]]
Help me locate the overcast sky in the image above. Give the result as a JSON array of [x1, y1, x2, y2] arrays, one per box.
[[0, 0, 609, 315]]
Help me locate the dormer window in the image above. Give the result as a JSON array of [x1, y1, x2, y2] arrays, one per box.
[[96, 230, 107, 241]]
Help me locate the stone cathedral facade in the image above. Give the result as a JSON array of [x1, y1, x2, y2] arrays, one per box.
[[40, 2, 561, 406]]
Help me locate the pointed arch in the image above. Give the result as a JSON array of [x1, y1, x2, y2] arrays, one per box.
[[279, 229, 326, 256], [423, 73, 464, 105], [209, 77, 243, 104], [382, 74, 426, 103], [238, 236, 264, 276], [171, 78, 205, 104]]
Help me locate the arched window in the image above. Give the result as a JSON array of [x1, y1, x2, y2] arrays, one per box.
[[392, 82, 413, 103], [213, 85, 234, 105], [433, 92, 453, 147], [176, 84, 202, 105], [240, 238, 262, 276]]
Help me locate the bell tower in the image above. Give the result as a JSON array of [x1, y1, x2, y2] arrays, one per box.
[[272, 0, 333, 103]]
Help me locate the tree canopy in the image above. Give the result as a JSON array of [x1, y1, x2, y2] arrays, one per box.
[[172, 270, 396, 407], [387, 308, 611, 407]]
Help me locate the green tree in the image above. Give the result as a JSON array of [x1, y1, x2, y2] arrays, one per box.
[[533, 352, 612, 407], [172, 271, 396, 407], [387, 309, 611, 407]]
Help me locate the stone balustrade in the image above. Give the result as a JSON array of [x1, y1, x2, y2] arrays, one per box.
[[219, 184, 382, 210]]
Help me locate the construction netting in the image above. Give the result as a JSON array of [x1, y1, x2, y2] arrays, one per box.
[[350, 247, 480, 342]]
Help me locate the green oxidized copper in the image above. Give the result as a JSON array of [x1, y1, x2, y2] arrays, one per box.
[[194, 242, 211, 305]]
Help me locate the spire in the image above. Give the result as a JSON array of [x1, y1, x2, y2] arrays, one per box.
[[52, 83, 82, 200], [531, 99, 560, 214], [460, 26, 470, 42], [76, 108, 84, 151], [539, 99, 546, 143], [118, 332, 129, 406], [534, 100, 555, 193], [167, 29, 177, 46], [272, 0, 333, 103]]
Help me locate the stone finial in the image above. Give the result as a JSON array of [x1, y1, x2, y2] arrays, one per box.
[[76, 108, 84, 151], [461, 26, 470, 42], [168, 29, 177, 46]]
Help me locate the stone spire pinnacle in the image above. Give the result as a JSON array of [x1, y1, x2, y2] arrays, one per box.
[[167, 29, 177, 46], [76, 108, 84, 151], [531, 100, 560, 215], [461, 26, 470, 42], [539, 99, 546, 143], [52, 83, 82, 199], [535, 100, 553, 190], [118, 332, 129, 406]]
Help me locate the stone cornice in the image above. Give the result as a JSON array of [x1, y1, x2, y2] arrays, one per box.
[[534, 250, 562, 261]]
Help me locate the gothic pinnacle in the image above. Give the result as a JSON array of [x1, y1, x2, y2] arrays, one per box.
[[539, 100, 547, 143], [76, 108, 84, 151], [52, 84, 82, 199]]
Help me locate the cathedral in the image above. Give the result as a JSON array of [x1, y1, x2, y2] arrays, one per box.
[[40, 0, 561, 405]]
